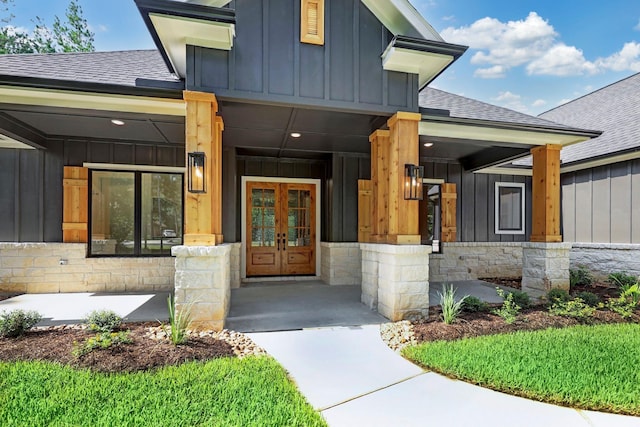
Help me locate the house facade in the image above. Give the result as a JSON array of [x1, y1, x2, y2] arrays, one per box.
[[0, 0, 599, 329]]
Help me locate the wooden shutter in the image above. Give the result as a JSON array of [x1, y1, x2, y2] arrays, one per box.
[[63, 166, 89, 243], [358, 179, 372, 243], [301, 0, 324, 45], [441, 183, 457, 242]]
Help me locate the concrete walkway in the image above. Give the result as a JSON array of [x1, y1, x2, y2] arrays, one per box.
[[248, 326, 640, 427]]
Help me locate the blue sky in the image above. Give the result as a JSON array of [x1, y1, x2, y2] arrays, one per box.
[[8, 0, 640, 115]]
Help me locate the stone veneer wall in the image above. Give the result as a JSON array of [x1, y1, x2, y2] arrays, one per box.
[[320, 242, 362, 285], [429, 242, 523, 282], [0, 243, 174, 293], [522, 242, 571, 297], [229, 243, 241, 288], [570, 243, 640, 281]]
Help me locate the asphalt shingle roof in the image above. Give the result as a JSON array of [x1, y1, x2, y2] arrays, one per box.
[[538, 72, 640, 164], [0, 49, 179, 87], [419, 87, 574, 130]]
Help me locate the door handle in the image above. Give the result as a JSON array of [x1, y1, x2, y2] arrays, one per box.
[[282, 234, 286, 251], [277, 233, 280, 251]]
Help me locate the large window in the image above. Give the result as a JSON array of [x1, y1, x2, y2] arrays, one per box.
[[419, 182, 441, 253], [495, 182, 525, 235], [90, 170, 183, 256]]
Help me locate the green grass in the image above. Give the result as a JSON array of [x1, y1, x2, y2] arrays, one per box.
[[0, 356, 326, 427], [403, 323, 640, 415]]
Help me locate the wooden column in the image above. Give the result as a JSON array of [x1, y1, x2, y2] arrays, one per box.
[[530, 144, 562, 242], [183, 90, 224, 246], [357, 179, 372, 242], [369, 129, 389, 242]]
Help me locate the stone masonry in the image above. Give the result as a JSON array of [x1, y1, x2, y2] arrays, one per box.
[[429, 242, 523, 281], [570, 243, 640, 281], [0, 243, 174, 293], [360, 243, 431, 321], [522, 242, 571, 298], [320, 242, 362, 285], [172, 245, 232, 331]]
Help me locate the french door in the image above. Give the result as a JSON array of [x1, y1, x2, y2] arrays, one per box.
[[246, 181, 316, 276]]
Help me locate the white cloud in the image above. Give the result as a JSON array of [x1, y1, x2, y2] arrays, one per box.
[[492, 91, 529, 113], [595, 41, 640, 72], [473, 65, 506, 78], [442, 15, 455, 22], [527, 44, 598, 76], [494, 91, 521, 102], [532, 99, 547, 108]]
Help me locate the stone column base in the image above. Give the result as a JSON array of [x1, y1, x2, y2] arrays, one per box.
[[172, 245, 232, 331], [360, 243, 431, 321], [522, 242, 571, 298]]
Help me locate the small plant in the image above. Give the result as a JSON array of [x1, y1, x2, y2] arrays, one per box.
[[548, 298, 596, 320], [461, 296, 490, 313], [83, 309, 122, 332], [570, 265, 594, 288], [575, 291, 600, 307], [493, 288, 521, 324], [546, 288, 570, 304], [608, 272, 638, 290], [163, 295, 193, 345], [72, 331, 132, 357], [437, 284, 468, 324], [508, 290, 531, 309], [0, 309, 43, 338], [605, 284, 640, 319]]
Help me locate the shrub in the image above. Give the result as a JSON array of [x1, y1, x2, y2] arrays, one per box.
[[163, 295, 193, 345], [0, 309, 43, 338], [548, 298, 596, 320], [508, 290, 531, 309], [493, 288, 521, 324], [605, 284, 640, 319], [462, 296, 490, 313], [608, 272, 638, 290], [83, 310, 122, 332], [72, 331, 133, 357], [546, 288, 570, 304], [575, 291, 600, 307], [570, 265, 593, 288], [437, 284, 468, 324]]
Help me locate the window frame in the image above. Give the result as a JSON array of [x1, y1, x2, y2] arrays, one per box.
[[88, 168, 184, 257], [494, 182, 525, 235]]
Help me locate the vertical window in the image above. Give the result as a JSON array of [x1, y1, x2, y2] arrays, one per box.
[[90, 170, 183, 256], [419, 183, 442, 253], [495, 182, 525, 234]]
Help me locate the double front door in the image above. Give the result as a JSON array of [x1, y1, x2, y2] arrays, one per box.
[[246, 182, 316, 276]]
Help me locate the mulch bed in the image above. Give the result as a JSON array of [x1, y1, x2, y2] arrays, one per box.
[[0, 322, 235, 373]]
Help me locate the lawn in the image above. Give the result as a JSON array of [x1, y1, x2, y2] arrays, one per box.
[[403, 323, 640, 415], [0, 356, 327, 427]]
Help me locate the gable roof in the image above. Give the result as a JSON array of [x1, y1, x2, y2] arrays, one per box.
[[539, 72, 640, 165]]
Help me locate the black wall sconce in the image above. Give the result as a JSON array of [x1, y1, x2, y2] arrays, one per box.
[[404, 163, 424, 200], [188, 152, 206, 193]]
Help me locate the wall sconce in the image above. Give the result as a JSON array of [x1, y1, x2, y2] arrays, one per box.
[[404, 164, 424, 200], [188, 152, 206, 193]]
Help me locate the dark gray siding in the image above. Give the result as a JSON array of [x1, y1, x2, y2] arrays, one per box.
[[561, 159, 640, 243], [187, 0, 418, 115], [0, 139, 184, 243], [329, 154, 370, 242]]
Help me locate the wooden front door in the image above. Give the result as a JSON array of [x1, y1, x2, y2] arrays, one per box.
[[246, 182, 316, 276]]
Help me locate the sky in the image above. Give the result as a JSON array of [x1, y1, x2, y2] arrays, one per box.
[[7, 0, 640, 116]]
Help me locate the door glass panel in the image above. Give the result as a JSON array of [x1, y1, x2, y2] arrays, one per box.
[[264, 228, 275, 247], [251, 188, 277, 247], [141, 173, 183, 255], [288, 190, 298, 208], [251, 228, 263, 247], [91, 171, 135, 255], [286, 189, 311, 248], [264, 208, 276, 227], [263, 189, 276, 207], [251, 189, 262, 207]]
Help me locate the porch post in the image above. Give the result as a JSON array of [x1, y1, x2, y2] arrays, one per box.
[[183, 90, 224, 246], [522, 144, 570, 297]]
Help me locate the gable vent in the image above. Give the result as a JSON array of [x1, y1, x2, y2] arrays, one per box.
[[301, 0, 324, 45]]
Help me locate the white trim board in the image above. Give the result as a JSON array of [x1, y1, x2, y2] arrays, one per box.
[[240, 176, 322, 280], [84, 163, 185, 173]]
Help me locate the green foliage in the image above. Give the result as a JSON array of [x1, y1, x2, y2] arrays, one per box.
[[83, 310, 122, 333], [508, 290, 531, 309], [493, 288, 521, 324], [163, 295, 193, 345], [608, 272, 638, 290], [548, 298, 596, 320], [546, 288, 570, 304], [403, 323, 640, 415], [570, 265, 594, 288], [0, 0, 94, 54], [72, 331, 132, 357], [605, 284, 640, 319], [461, 296, 490, 313], [575, 291, 600, 307], [437, 284, 468, 324], [0, 358, 326, 426], [0, 309, 42, 338]]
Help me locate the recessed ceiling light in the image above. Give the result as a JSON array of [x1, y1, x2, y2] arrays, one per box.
[[290, 132, 301, 138], [423, 142, 434, 147], [111, 119, 125, 126]]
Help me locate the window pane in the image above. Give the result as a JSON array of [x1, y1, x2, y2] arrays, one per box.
[[91, 171, 135, 255], [498, 186, 522, 231], [141, 173, 183, 255]]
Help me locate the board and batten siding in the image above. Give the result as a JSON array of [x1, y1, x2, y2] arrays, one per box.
[[187, 0, 418, 115], [562, 159, 640, 243]]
